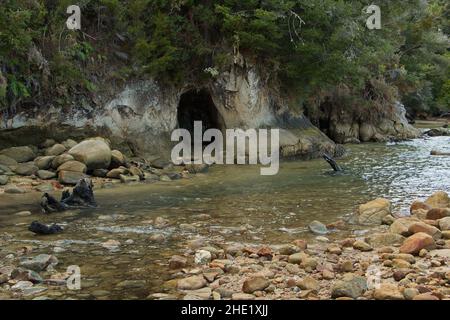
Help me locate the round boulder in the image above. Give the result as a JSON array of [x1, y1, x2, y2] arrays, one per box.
[[52, 154, 74, 169], [0, 146, 35, 163], [358, 198, 391, 225], [57, 160, 87, 173], [69, 138, 111, 170], [45, 144, 66, 156]]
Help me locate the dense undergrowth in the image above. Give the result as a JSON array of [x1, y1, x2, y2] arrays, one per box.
[[0, 0, 448, 119]]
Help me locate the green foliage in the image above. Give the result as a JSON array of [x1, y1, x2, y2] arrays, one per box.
[[0, 0, 447, 116]]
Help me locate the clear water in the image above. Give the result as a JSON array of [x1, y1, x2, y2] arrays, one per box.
[[0, 135, 449, 299]]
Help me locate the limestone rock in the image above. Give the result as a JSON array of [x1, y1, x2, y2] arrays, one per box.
[[14, 163, 38, 176], [296, 276, 319, 291], [107, 167, 127, 178], [0, 175, 8, 185], [408, 222, 441, 240], [410, 201, 431, 214], [58, 170, 88, 185], [242, 276, 270, 293], [0, 146, 35, 163], [425, 191, 450, 208], [69, 138, 111, 170], [57, 160, 87, 173], [399, 232, 436, 255], [308, 220, 328, 235], [353, 240, 373, 251], [358, 198, 391, 225], [0, 154, 18, 167], [36, 170, 56, 180], [110, 150, 125, 168], [177, 275, 207, 290], [4, 184, 26, 194], [52, 154, 74, 169], [45, 144, 66, 156], [389, 217, 420, 236], [19, 254, 58, 272], [438, 217, 450, 231], [331, 274, 367, 299], [426, 208, 450, 220], [34, 156, 55, 170], [61, 139, 78, 149], [169, 255, 187, 270], [373, 283, 404, 300], [366, 232, 405, 247]]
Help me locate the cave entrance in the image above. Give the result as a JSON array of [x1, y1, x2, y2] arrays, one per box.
[[177, 89, 224, 140]]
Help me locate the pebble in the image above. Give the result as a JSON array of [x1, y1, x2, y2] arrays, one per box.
[[296, 276, 319, 291], [101, 240, 121, 250], [177, 275, 207, 290], [194, 250, 212, 265], [373, 283, 404, 300], [242, 276, 270, 293], [331, 274, 367, 299], [353, 240, 373, 251], [169, 255, 188, 269], [403, 288, 419, 300]]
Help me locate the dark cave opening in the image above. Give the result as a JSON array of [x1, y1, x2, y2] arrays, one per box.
[[177, 89, 224, 138]]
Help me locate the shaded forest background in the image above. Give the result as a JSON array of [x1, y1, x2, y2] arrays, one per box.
[[0, 0, 448, 121]]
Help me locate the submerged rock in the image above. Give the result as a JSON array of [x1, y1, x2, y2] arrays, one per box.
[[169, 255, 188, 269], [19, 254, 58, 272], [28, 221, 63, 235], [308, 220, 328, 235]]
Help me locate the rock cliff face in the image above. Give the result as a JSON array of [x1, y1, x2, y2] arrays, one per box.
[[318, 101, 420, 144], [0, 62, 341, 160]]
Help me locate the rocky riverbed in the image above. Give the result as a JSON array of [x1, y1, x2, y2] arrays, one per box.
[[0, 132, 449, 300], [156, 192, 450, 300], [0, 136, 209, 196], [1, 190, 448, 300]]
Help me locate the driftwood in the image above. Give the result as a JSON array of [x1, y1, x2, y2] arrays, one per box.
[[322, 153, 342, 172], [30, 178, 97, 235], [40, 178, 97, 213], [28, 221, 63, 235]]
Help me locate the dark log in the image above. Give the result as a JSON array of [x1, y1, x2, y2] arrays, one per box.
[[40, 178, 97, 214], [322, 153, 342, 172], [28, 221, 63, 235]]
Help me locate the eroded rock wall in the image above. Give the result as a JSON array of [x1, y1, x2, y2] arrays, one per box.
[[325, 102, 420, 144], [0, 63, 340, 159]]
